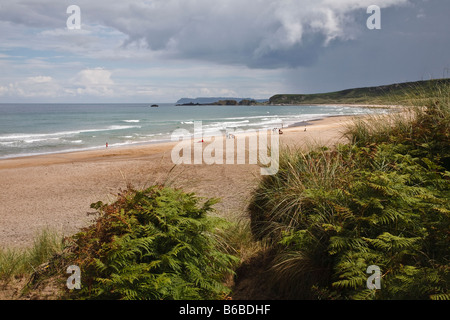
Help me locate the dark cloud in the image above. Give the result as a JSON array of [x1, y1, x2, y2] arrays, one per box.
[[74, 0, 413, 69], [0, 0, 420, 70], [0, 1, 66, 28], [281, 0, 450, 93], [0, 0, 448, 101]]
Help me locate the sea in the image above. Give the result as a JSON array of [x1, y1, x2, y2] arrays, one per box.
[[0, 103, 388, 159]]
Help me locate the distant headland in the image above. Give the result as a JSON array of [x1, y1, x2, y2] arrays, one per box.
[[176, 79, 450, 107], [176, 97, 268, 106]]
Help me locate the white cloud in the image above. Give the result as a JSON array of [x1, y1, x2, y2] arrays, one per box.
[[28, 76, 53, 83], [70, 68, 115, 96], [0, 85, 8, 95], [0, 69, 116, 99], [0, 75, 64, 98], [72, 68, 113, 86]]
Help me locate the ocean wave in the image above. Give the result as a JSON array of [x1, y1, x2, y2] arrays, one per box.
[[205, 120, 251, 128], [0, 141, 15, 146], [107, 125, 141, 130], [0, 146, 101, 160], [123, 120, 140, 123], [24, 137, 61, 144], [0, 125, 141, 142], [221, 115, 280, 121], [0, 132, 79, 141]]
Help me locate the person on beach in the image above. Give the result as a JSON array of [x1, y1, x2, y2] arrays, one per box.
[[106, 142, 108, 148]]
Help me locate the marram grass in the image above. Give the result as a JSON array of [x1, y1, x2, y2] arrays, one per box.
[[0, 228, 64, 281]]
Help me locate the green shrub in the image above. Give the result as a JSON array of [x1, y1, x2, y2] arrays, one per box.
[[66, 185, 239, 300]]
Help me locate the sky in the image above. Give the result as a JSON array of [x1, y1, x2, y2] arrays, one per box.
[[0, 0, 449, 103]]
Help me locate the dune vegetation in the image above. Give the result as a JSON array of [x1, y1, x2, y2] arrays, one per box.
[[249, 81, 449, 299]]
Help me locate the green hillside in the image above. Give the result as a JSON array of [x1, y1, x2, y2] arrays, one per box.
[[269, 79, 450, 105]]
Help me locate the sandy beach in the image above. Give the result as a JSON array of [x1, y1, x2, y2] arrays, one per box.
[[0, 114, 364, 249]]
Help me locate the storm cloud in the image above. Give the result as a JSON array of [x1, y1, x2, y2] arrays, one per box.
[[0, 0, 448, 102], [0, 0, 410, 68]]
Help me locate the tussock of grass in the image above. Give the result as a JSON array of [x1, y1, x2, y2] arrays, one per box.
[[215, 213, 271, 263], [0, 228, 64, 281]]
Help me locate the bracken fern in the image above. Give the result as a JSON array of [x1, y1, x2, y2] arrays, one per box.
[[66, 185, 239, 300]]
